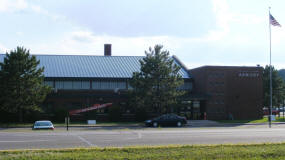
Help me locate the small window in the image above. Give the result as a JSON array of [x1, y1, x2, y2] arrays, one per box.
[[73, 81, 81, 89], [44, 81, 53, 88], [118, 81, 126, 89], [63, 81, 72, 89], [82, 81, 90, 89], [101, 81, 110, 89], [55, 81, 64, 89], [92, 81, 101, 89]]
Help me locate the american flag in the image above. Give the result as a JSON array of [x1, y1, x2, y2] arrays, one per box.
[[270, 13, 281, 27]]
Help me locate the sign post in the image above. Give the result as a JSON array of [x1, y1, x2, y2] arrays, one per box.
[[65, 116, 70, 131]]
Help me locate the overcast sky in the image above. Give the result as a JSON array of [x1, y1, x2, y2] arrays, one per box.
[[0, 0, 284, 69]]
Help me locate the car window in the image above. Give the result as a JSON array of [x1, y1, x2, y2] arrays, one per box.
[[157, 115, 166, 120], [35, 122, 52, 126], [169, 115, 176, 118]]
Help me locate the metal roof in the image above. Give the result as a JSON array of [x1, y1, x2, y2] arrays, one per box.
[[0, 54, 190, 78]]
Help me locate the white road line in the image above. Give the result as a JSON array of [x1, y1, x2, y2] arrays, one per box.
[[77, 135, 96, 147], [138, 132, 142, 139], [125, 132, 142, 140]]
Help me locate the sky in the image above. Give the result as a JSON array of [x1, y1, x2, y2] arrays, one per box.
[[0, 0, 284, 69]]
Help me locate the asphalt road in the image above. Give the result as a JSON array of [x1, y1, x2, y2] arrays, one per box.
[[1, 125, 285, 150]]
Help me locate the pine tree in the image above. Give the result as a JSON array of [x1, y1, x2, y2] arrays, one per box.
[[263, 65, 285, 108], [130, 45, 184, 114], [0, 47, 51, 122]]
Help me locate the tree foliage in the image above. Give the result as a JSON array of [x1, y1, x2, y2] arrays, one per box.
[[0, 47, 51, 122], [130, 45, 184, 114], [278, 69, 285, 82], [263, 65, 285, 108]]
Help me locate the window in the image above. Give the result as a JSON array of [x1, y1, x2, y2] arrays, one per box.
[[54, 80, 90, 90], [92, 81, 101, 89], [109, 80, 117, 89], [44, 81, 53, 88], [55, 81, 64, 89], [128, 82, 133, 90], [92, 80, 127, 90], [101, 81, 111, 89], [178, 82, 193, 90], [63, 81, 72, 89], [118, 81, 126, 89], [82, 81, 90, 89], [73, 81, 81, 89]]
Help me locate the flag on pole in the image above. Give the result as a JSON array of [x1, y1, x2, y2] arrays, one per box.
[[270, 13, 281, 27]]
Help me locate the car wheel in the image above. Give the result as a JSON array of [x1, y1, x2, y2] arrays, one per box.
[[177, 121, 182, 127], [153, 122, 158, 127]]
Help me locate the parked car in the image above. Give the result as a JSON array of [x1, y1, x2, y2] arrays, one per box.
[[278, 107, 285, 112], [263, 108, 280, 115], [33, 120, 54, 130], [145, 114, 187, 127]]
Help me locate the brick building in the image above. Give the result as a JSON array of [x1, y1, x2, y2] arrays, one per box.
[[0, 45, 264, 121], [0, 45, 195, 121], [189, 66, 263, 120]]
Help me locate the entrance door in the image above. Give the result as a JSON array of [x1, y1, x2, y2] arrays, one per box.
[[192, 101, 201, 120]]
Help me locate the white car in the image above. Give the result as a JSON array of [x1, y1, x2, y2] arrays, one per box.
[[33, 120, 54, 130]]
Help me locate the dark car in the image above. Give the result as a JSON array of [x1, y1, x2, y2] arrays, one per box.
[[145, 114, 187, 127]]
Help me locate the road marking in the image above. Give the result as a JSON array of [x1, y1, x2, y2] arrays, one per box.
[[77, 135, 96, 147], [124, 132, 142, 140], [138, 132, 142, 139]]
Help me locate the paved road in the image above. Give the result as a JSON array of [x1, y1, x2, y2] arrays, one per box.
[[1, 126, 285, 150]]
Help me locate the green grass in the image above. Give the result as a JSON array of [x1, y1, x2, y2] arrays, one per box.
[[217, 116, 285, 123], [1, 143, 285, 160]]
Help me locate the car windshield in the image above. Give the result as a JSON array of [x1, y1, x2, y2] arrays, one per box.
[[154, 114, 178, 120], [35, 122, 52, 126]]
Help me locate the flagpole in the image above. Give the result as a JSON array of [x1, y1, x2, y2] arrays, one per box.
[[269, 7, 272, 128]]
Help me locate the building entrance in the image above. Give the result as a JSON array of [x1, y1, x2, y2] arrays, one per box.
[[191, 101, 201, 120]]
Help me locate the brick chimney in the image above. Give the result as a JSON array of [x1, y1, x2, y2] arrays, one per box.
[[104, 44, 111, 56]]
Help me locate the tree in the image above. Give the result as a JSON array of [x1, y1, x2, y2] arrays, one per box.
[[130, 45, 184, 115], [263, 65, 285, 108], [0, 47, 51, 122], [278, 69, 285, 81]]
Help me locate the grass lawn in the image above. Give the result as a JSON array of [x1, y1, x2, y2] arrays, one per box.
[[217, 116, 285, 124], [1, 143, 285, 160]]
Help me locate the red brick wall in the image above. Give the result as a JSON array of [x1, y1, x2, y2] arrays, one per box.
[[190, 66, 263, 120]]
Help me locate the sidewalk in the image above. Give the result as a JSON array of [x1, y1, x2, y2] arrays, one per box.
[[187, 120, 285, 127], [187, 120, 222, 127]]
